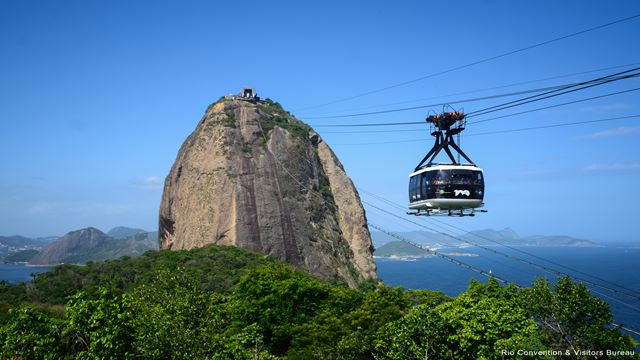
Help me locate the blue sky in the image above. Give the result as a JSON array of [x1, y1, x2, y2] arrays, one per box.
[[1, 0, 639, 243]]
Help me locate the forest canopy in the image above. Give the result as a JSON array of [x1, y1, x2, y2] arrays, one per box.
[[0, 245, 637, 359]]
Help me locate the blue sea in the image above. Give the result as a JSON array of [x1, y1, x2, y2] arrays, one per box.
[[376, 245, 640, 343], [0, 263, 53, 283]]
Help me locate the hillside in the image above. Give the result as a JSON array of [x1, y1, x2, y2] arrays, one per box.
[[371, 228, 598, 248], [1, 249, 39, 263], [28, 228, 158, 265], [2, 245, 275, 305], [0, 235, 55, 254], [107, 226, 147, 239], [374, 241, 432, 258]]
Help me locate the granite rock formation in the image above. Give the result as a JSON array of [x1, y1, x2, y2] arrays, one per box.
[[159, 97, 376, 286]]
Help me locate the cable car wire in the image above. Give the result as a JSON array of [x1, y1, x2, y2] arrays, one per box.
[[369, 222, 640, 337], [465, 114, 640, 136], [310, 86, 640, 128], [314, 120, 425, 128], [362, 197, 640, 302], [362, 189, 640, 299], [302, 69, 640, 120], [468, 86, 640, 125], [324, 114, 640, 145], [319, 114, 640, 136], [369, 223, 513, 286], [297, 62, 640, 117], [301, 82, 598, 120], [465, 70, 640, 118], [296, 14, 640, 111]]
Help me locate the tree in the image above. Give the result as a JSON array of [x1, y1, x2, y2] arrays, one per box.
[[0, 306, 62, 359], [230, 263, 333, 355], [522, 277, 638, 357], [373, 279, 549, 360], [64, 287, 134, 359]]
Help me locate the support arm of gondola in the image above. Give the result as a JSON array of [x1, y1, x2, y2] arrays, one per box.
[[414, 134, 442, 171], [442, 142, 458, 164], [427, 144, 443, 167], [447, 135, 475, 165], [414, 111, 475, 170]]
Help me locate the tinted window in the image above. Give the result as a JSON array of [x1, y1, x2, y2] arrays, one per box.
[[409, 176, 417, 200], [421, 174, 429, 198], [431, 169, 484, 185]]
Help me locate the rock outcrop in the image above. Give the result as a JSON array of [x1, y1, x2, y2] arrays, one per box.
[[28, 227, 110, 265], [159, 97, 376, 286], [28, 227, 158, 265]]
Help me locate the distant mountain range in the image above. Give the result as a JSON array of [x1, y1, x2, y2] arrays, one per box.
[[1, 227, 159, 265], [0, 235, 57, 254], [107, 226, 148, 239], [371, 228, 598, 250], [1, 226, 598, 264]]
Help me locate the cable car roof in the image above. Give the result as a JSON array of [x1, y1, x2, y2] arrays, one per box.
[[409, 164, 483, 177]]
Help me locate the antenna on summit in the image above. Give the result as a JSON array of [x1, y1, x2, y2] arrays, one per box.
[[225, 87, 261, 102]]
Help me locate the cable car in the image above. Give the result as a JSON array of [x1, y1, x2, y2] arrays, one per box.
[[408, 111, 486, 216]]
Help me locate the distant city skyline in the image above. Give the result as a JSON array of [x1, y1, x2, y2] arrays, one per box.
[[1, 0, 639, 243]]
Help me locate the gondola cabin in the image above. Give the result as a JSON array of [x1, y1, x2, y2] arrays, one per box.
[[408, 165, 484, 214]]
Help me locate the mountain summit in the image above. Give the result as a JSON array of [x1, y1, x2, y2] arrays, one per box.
[[159, 93, 376, 286]]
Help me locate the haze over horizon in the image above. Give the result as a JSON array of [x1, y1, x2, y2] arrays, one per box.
[[1, 1, 639, 243]]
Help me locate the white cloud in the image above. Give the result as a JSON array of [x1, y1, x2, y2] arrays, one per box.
[[583, 163, 640, 172], [585, 126, 640, 138], [132, 176, 163, 190]]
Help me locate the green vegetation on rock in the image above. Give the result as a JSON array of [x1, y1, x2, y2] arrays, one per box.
[[2, 250, 39, 263], [374, 241, 432, 258], [258, 99, 312, 145]]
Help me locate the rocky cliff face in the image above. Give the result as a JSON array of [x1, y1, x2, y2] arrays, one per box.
[[159, 98, 376, 286]]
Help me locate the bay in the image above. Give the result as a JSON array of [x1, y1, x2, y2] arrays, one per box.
[[0, 263, 53, 283], [376, 245, 640, 343]]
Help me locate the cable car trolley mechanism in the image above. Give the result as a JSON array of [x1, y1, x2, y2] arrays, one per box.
[[408, 111, 486, 216]]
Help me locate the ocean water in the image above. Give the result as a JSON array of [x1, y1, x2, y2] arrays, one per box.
[[376, 245, 640, 342], [0, 263, 53, 283]]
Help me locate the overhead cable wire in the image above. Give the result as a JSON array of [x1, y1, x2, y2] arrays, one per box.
[[362, 198, 640, 303], [370, 222, 640, 337], [468, 86, 640, 125], [301, 83, 589, 120], [322, 128, 422, 134], [364, 191, 640, 299], [324, 114, 640, 145], [425, 215, 640, 301], [320, 114, 640, 136], [297, 62, 640, 117], [465, 114, 640, 136], [302, 69, 640, 120], [359, 188, 640, 299], [296, 14, 640, 111], [614, 324, 640, 337], [313, 121, 425, 128], [310, 87, 640, 128], [465, 70, 640, 118], [368, 223, 513, 286]]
